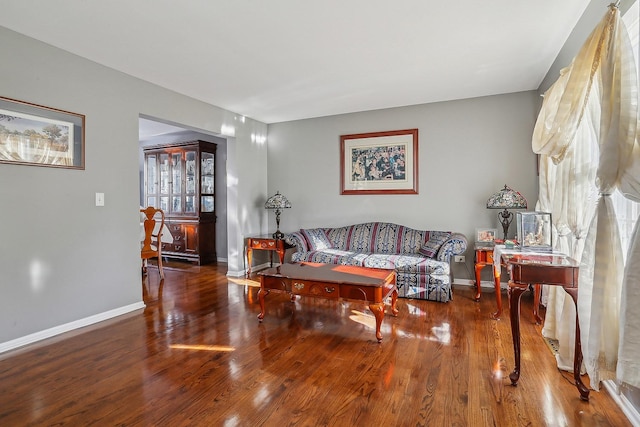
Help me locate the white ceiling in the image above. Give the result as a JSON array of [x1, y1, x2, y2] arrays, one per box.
[[0, 0, 591, 124], [138, 118, 194, 140]]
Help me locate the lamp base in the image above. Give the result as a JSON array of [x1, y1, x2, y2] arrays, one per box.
[[498, 209, 514, 241], [272, 230, 285, 240]]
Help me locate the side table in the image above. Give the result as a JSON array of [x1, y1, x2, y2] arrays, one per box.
[[246, 236, 288, 277], [473, 242, 495, 301]]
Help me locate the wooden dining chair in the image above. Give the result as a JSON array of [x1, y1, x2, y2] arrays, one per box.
[[140, 206, 165, 279]]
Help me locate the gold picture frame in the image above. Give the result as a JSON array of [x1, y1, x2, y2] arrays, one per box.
[[340, 128, 418, 195], [0, 96, 85, 169]]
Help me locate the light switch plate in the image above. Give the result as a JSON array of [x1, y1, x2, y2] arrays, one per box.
[[95, 192, 105, 206]]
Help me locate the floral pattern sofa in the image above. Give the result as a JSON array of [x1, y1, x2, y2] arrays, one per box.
[[284, 222, 467, 302]]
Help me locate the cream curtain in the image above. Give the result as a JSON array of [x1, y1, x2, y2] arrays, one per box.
[[536, 89, 599, 372], [532, 4, 639, 390]]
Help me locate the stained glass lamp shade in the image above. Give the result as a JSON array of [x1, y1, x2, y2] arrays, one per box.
[[264, 191, 291, 239]]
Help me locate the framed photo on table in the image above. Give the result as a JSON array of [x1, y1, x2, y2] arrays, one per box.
[[340, 128, 418, 195], [476, 228, 497, 243], [0, 96, 85, 169]]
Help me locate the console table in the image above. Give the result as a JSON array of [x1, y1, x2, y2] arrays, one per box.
[[501, 250, 589, 401], [491, 246, 543, 323]]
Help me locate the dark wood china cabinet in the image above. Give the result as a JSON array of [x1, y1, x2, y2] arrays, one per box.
[[143, 140, 216, 264]]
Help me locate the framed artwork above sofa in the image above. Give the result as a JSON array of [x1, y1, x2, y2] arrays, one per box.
[[340, 128, 418, 195]]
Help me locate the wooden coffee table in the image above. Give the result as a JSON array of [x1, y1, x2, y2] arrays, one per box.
[[257, 262, 398, 342]]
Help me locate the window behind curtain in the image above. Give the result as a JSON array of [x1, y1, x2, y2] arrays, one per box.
[[613, 0, 640, 261]]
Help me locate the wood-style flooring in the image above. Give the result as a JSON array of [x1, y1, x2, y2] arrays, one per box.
[[0, 262, 632, 426]]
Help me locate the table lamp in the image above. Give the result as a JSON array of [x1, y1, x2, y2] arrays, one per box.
[[265, 191, 291, 239], [486, 185, 527, 241]]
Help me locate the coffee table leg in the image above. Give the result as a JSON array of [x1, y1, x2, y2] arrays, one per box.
[[257, 288, 270, 321], [369, 302, 385, 342]]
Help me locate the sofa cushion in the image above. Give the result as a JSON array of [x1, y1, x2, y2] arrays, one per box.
[[345, 223, 377, 252], [292, 248, 366, 266], [418, 231, 451, 258], [364, 253, 426, 270], [331, 222, 427, 255], [301, 228, 333, 251]]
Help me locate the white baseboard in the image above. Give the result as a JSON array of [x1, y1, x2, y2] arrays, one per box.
[[453, 278, 506, 290], [227, 269, 245, 277], [603, 380, 640, 427], [227, 262, 274, 278], [0, 302, 145, 354]]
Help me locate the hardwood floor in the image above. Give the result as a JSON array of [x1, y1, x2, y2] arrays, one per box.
[[0, 262, 631, 426]]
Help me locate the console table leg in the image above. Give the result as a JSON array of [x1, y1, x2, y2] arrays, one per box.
[[369, 302, 385, 342], [257, 288, 269, 321], [492, 265, 503, 319], [533, 284, 543, 325], [508, 283, 528, 385], [474, 263, 483, 301], [564, 287, 590, 401], [246, 247, 253, 278], [391, 287, 399, 316]]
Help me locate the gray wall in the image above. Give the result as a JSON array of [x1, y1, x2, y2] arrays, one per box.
[[267, 91, 541, 282], [0, 26, 267, 347]]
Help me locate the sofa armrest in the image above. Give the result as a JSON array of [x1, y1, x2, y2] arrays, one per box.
[[285, 231, 308, 253], [436, 232, 468, 262]]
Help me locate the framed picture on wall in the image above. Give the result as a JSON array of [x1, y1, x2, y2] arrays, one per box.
[[0, 96, 85, 169], [340, 128, 418, 195]]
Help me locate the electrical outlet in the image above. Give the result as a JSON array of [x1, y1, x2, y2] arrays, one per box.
[[454, 255, 466, 263]]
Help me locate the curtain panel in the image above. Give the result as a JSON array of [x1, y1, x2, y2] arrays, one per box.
[[532, 4, 639, 390]]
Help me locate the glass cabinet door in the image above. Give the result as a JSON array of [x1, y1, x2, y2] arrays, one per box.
[[201, 152, 214, 193], [201, 196, 214, 212], [159, 153, 170, 194], [201, 152, 215, 213], [159, 196, 169, 212], [185, 150, 197, 213], [146, 154, 157, 197], [158, 153, 170, 212], [171, 153, 182, 213]]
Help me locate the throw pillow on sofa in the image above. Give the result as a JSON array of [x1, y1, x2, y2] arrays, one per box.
[[418, 231, 451, 258], [301, 228, 333, 251]]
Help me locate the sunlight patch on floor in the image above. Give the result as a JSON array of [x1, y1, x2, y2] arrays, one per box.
[[349, 309, 375, 329], [429, 323, 451, 344], [228, 277, 260, 288], [170, 344, 235, 352]]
